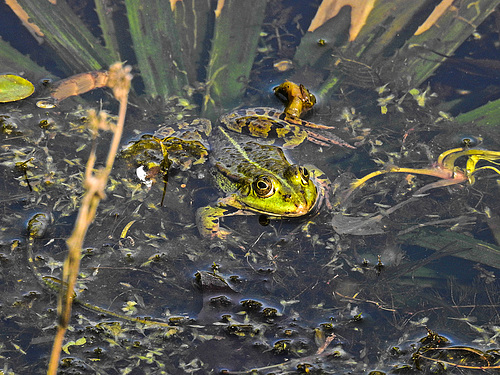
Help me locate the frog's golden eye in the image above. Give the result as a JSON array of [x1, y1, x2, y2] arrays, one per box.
[[253, 175, 275, 198]]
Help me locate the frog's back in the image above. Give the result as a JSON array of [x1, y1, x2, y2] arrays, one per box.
[[210, 127, 291, 179]]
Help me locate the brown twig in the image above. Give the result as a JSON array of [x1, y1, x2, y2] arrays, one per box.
[[47, 63, 132, 375]]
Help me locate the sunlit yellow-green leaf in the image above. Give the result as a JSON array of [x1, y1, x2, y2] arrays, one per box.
[[62, 337, 87, 354], [0, 74, 35, 102]]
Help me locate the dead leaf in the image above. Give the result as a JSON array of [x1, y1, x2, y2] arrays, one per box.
[[214, 0, 225, 18], [5, 0, 44, 41], [46, 71, 109, 104], [308, 0, 375, 41], [414, 0, 454, 35], [170, 0, 182, 12]]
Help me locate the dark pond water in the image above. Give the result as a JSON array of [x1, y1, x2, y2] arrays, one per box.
[[1, 1, 500, 374]]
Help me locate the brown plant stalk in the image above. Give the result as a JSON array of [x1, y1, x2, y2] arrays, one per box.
[[47, 63, 132, 375]]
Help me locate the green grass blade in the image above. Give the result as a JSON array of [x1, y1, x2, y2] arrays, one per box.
[[11, 0, 115, 73], [202, 0, 267, 119], [125, 0, 189, 99]]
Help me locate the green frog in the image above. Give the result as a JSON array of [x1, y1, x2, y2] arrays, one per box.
[[125, 81, 353, 239], [195, 81, 354, 239], [196, 125, 326, 238]]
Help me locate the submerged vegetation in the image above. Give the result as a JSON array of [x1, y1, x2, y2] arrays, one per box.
[[1, 0, 500, 374]]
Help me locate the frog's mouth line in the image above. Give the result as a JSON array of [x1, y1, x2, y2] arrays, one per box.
[[240, 199, 318, 218]]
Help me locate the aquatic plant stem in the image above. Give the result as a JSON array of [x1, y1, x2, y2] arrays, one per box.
[[47, 63, 132, 375], [348, 166, 458, 193], [340, 146, 500, 208]]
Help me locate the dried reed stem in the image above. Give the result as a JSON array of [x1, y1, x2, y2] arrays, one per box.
[[47, 63, 132, 375]]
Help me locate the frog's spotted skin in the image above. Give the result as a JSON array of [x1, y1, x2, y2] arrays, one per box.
[[123, 81, 341, 239], [220, 107, 307, 148], [127, 81, 348, 239], [220, 107, 355, 149]]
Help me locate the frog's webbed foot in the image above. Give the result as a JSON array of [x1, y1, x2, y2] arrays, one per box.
[[284, 115, 355, 149], [286, 116, 337, 130], [196, 204, 254, 240], [196, 206, 232, 239], [305, 130, 356, 149]]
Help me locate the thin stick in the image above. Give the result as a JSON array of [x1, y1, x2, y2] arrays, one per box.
[[47, 63, 132, 375]]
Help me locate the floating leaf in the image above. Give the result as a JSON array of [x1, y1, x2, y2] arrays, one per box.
[[62, 337, 87, 354], [0, 74, 35, 102]]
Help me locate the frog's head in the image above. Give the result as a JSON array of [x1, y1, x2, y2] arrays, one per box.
[[238, 164, 318, 217]]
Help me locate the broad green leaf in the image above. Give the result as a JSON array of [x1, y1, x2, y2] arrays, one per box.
[[0, 74, 35, 102]]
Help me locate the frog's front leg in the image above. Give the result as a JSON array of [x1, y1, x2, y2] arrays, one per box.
[[196, 196, 251, 239]]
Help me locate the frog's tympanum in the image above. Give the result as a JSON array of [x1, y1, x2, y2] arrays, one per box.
[[126, 81, 354, 239]]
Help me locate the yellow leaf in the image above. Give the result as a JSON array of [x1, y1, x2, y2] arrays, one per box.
[[308, 0, 375, 41], [215, 0, 225, 18], [75, 337, 87, 345], [0, 74, 35, 103], [170, 0, 182, 12], [414, 0, 454, 35], [5, 0, 44, 40], [120, 220, 136, 239], [12, 342, 27, 355]]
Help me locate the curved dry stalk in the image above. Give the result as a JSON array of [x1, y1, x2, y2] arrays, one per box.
[[47, 63, 132, 375], [341, 164, 464, 205], [340, 146, 500, 206]]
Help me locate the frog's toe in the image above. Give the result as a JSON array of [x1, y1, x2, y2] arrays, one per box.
[[196, 206, 233, 239], [306, 130, 355, 149], [212, 227, 232, 240]]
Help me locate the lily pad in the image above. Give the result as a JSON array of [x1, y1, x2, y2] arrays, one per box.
[[0, 74, 35, 102]]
